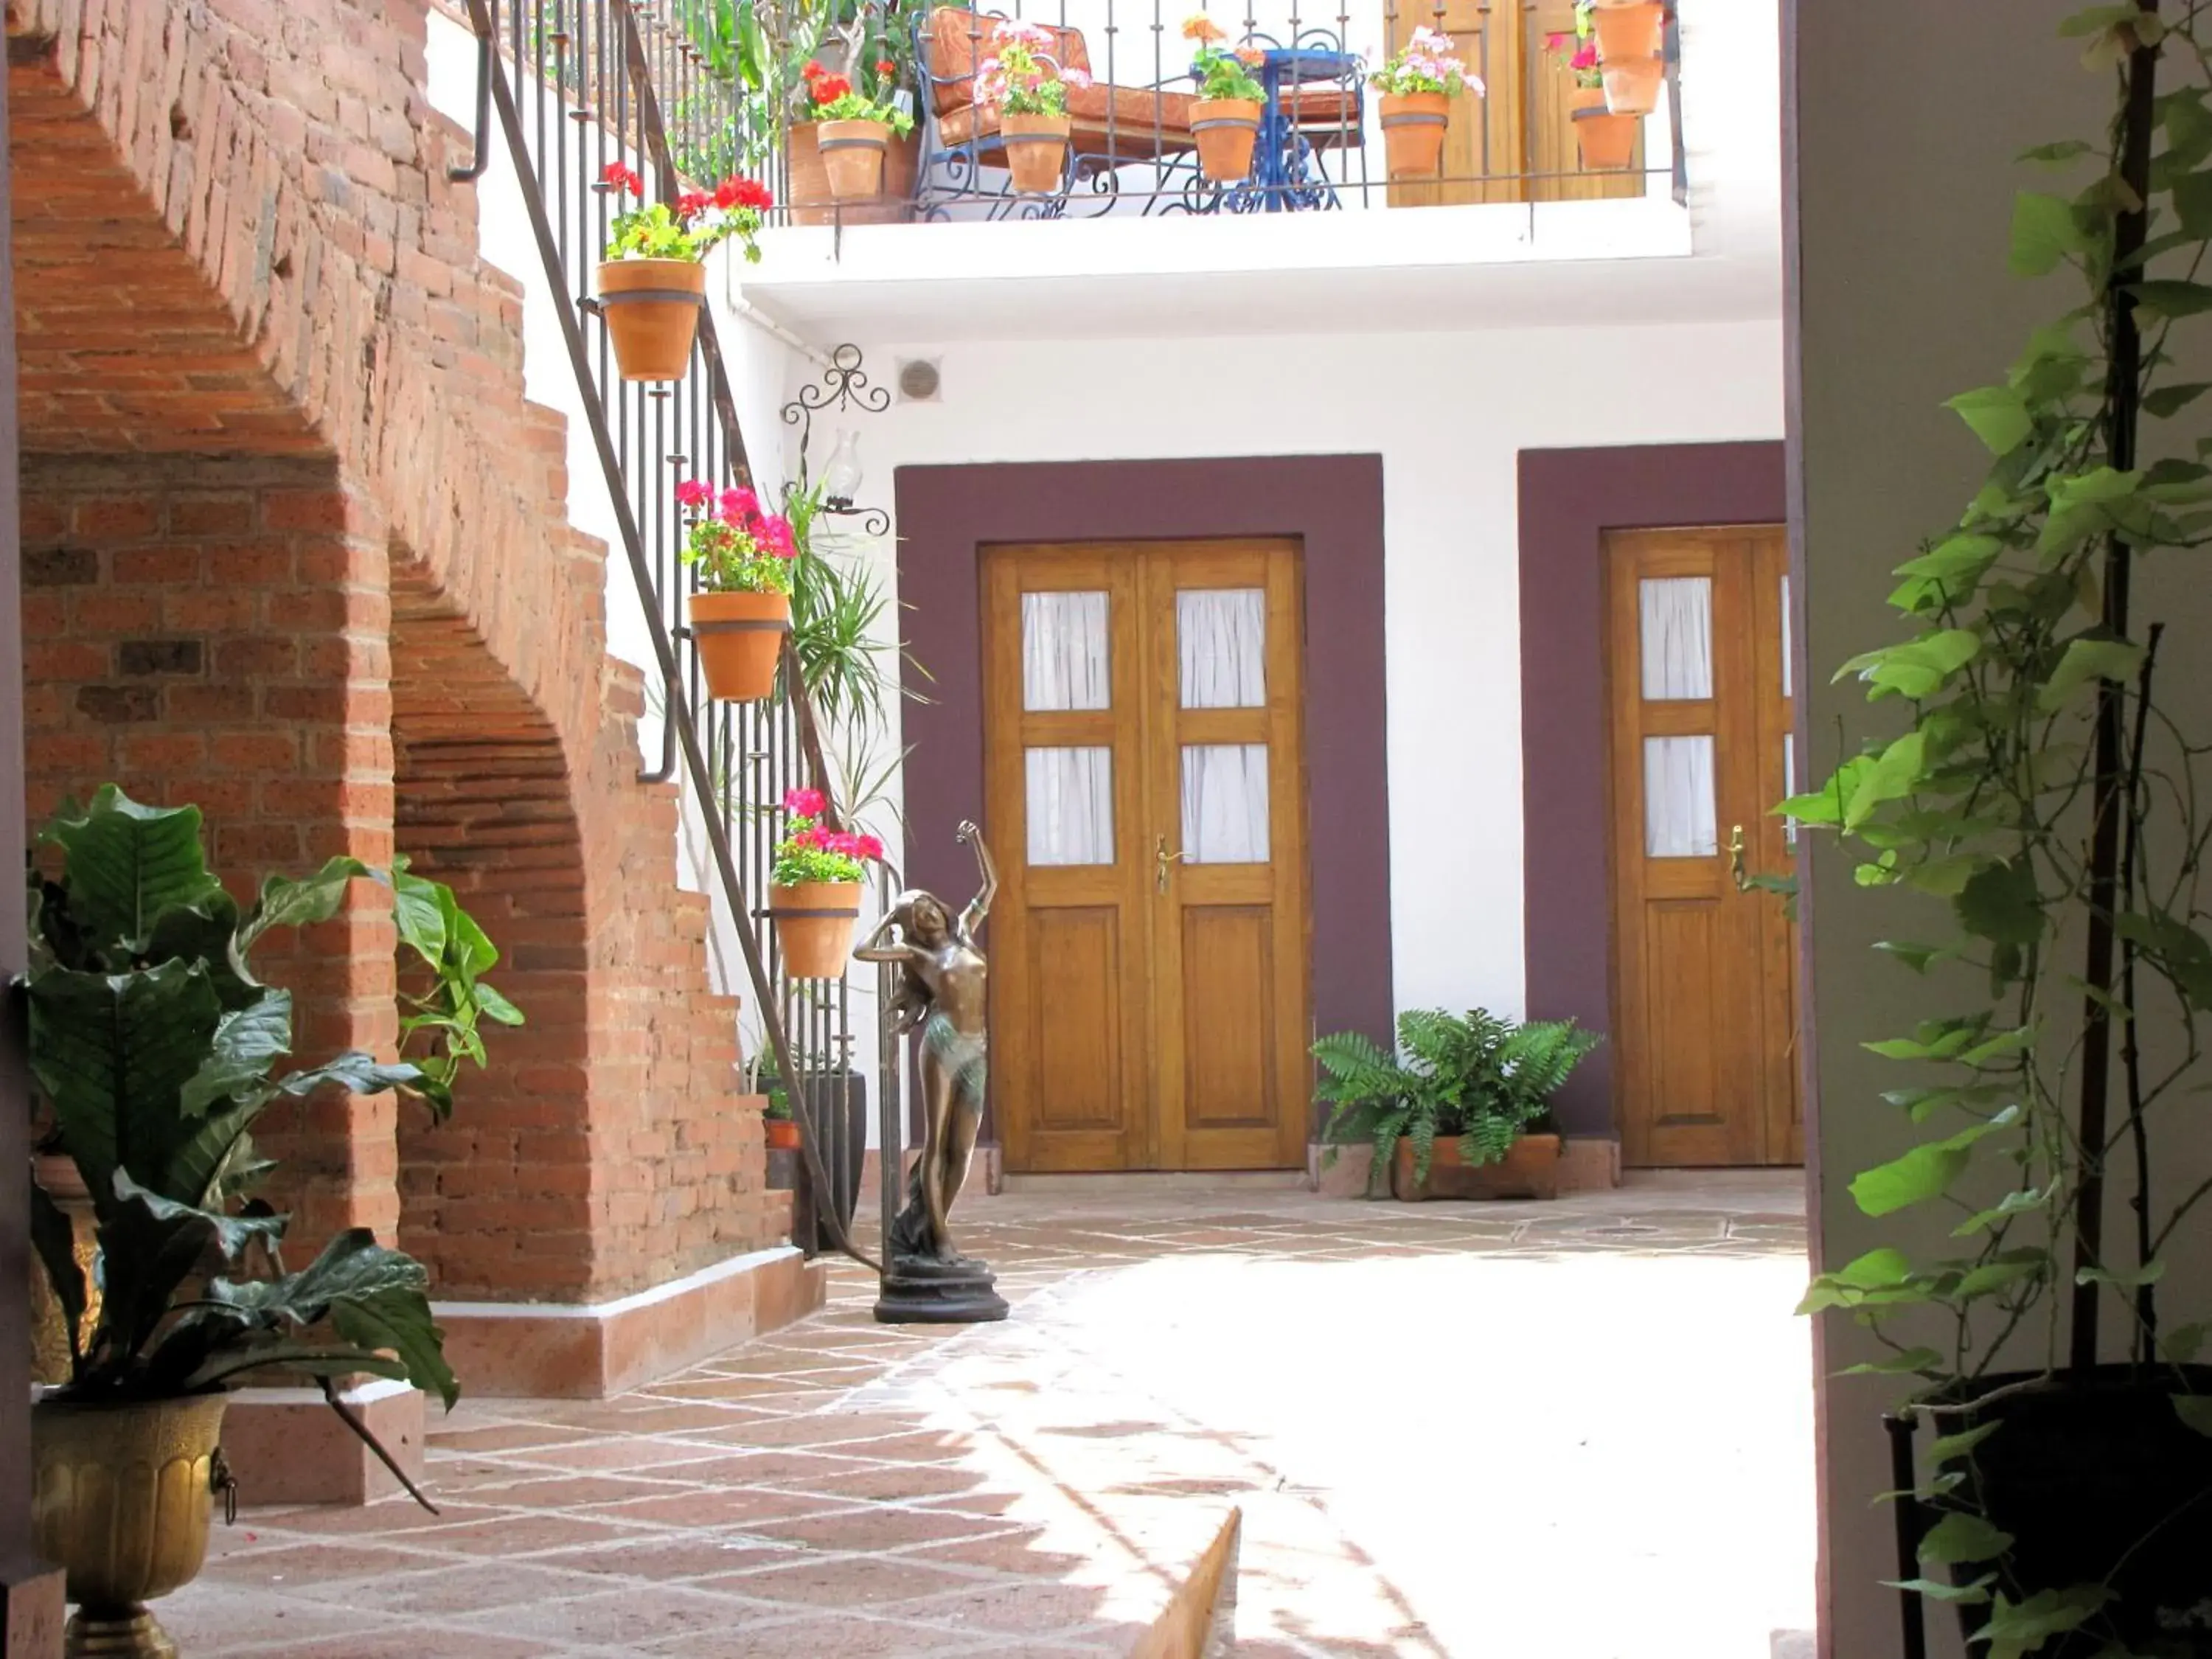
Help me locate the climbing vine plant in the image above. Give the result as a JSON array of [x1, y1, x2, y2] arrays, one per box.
[[1793, 2, 2212, 1649]]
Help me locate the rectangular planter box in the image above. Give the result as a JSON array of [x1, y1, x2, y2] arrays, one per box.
[[1390, 1133, 1563, 1201]]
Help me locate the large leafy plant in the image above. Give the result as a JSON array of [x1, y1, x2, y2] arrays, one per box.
[[1314, 1009, 1600, 1195], [1789, 5, 2212, 1647], [27, 787, 518, 1504]]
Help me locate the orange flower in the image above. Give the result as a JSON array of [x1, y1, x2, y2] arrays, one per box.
[[1181, 13, 1225, 42], [1234, 44, 1265, 64]]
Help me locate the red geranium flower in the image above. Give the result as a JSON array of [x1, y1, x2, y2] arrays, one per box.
[[675, 479, 714, 509], [599, 161, 643, 197], [784, 787, 827, 819], [876, 58, 897, 77], [721, 176, 773, 211], [676, 189, 712, 219], [801, 59, 826, 79], [811, 73, 852, 104]]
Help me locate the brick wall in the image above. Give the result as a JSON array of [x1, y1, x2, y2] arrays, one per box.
[[9, 0, 774, 1298]]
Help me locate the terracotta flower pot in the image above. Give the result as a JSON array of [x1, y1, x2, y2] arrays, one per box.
[[1571, 85, 1639, 170], [765, 1118, 801, 1151], [816, 116, 891, 201], [687, 589, 788, 702], [1390, 1133, 1564, 1202], [771, 880, 863, 978], [1591, 1, 1664, 61], [594, 257, 706, 383], [788, 123, 920, 224], [35, 1392, 229, 1656], [1378, 91, 1451, 181], [1601, 55, 1664, 116], [1191, 97, 1262, 183], [1001, 111, 1071, 194]]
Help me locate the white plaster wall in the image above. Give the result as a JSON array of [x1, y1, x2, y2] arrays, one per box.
[[785, 317, 1785, 1023]]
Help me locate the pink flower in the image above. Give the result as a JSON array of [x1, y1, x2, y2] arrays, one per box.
[[719, 486, 760, 524], [675, 479, 714, 509], [855, 833, 884, 861], [757, 515, 797, 558], [826, 832, 861, 859], [1060, 65, 1092, 90], [784, 787, 827, 819]]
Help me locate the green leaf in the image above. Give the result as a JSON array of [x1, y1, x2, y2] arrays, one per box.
[[1883, 1576, 1992, 1606], [333, 1287, 459, 1411], [93, 1172, 282, 1366], [1953, 1186, 2049, 1236], [178, 991, 292, 1117], [1957, 1248, 2049, 1298], [2019, 139, 2093, 164], [1917, 1510, 2014, 1567], [1955, 860, 2046, 947], [38, 785, 223, 957], [277, 1052, 423, 1100], [392, 866, 448, 970], [2143, 380, 2212, 417], [1845, 731, 1928, 830], [240, 857, 369, 953], [2039, 637, 2145, 711], [2130, 278, 2212, 319], [183, 1342, 408, 1393], [1927, 1421, 2003, 1466], [159, 1099, 263, 1210], [2059, 3, 2145, 37], [2008, 191, 2082, 276], [29, 959, 225, 1206], [2076, 1258, 2164, 1290], [1846, 630, 1983, 701], [474, 982, 525, 1026], [1946, 386, 2033, 456], [1851, 1119, 2006, 1217], [2161, 1321, 2211, 1364], [1981, 1586, 2112, 1659], [2174, 1395, 2212, 1437]]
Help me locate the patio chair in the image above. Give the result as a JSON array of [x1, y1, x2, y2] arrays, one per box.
[[915, 7, 1201, 214]]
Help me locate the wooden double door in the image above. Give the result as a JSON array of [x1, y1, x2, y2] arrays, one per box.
[[1606, 526, 1803, 1167], [982, 540, 1310, 1173]]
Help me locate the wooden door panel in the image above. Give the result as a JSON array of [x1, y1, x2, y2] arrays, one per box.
[[1526, 0, 1644, 202], [986, 539, 1310, 1174], [1179, 907, 1276, 1133], [1609, 526, 1800, 1168]]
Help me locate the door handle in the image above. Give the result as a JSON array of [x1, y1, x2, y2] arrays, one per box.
[[1155, 835, 1188, 894], [1728, 824, 1748, 891]]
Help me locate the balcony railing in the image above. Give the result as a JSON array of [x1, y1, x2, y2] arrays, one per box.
[[658, 0, 1683, 226]]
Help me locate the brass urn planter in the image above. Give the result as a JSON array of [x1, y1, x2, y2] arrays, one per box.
[[33, 1392, 230, 1659]]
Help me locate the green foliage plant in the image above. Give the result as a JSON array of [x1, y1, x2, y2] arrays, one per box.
[[27, 787, 520, 1508], [1313, 1009, 1601, 1196], [1788, 5, 2212, 1646]]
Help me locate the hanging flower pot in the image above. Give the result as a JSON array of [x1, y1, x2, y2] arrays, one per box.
[[772, 881, 864, 978], [592, 161, 771, 383], [769, 787, 884, 980], [35, 1393, 229, 1657], [1590, 1, 1663, 62], [1191, 97, 1262, 183], [596, 257, 706, 383], [688, 591, 789, 701], [816, 116, 892, 200], [1001, 111, 1072, 194], [1378, 91, 1452, 181], [1602, 56, 1665, 116], [1570, 85, 1639, 170]]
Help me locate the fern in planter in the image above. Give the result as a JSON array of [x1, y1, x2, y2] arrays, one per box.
[[1315, 1009, 1601, 1196]]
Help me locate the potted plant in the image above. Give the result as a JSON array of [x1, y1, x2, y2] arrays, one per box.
[[1545, 12, 1638, 171], [976, 20, 1090, 195], [593, 162, 771, 383], [26, 787, 516, 1654], [1315, 1010, 1600, 1200], [1790, 13, 2212, 1652], [1183, 15, 1266, 184], [796, 57, 915, 204], [1585, 0, 1663, 115], [1368, 27, 1484, 182], [678, 477, 801, 701], [769, 787, 882, 978], [762, 1086, 800, 1152]]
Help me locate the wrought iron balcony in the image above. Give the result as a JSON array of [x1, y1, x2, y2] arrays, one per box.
[[656, 0, 1684, 224]]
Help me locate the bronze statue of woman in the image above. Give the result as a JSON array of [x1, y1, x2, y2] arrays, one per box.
[[853, 821, 1006, 1318]]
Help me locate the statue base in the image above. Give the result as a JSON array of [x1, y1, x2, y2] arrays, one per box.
[[874, 1253, 1009, 1325]]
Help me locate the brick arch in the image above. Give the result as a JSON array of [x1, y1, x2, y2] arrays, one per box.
[[10, 0, 774, 1300]]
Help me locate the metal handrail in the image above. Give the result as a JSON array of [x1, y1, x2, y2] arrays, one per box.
[[457, 0, 875, 1270]]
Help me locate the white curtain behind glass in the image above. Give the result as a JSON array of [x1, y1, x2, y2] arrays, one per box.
[[1026, 748, 1114, 866], [1182, 745, 1270, 863], [1644, 736, 1717, 858], [1178, 589, 1267, 709], [1639, 577, 1714, 701], [1023, 591, 1110, 712]]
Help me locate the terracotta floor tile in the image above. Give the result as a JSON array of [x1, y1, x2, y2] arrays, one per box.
[[529, 1532, 808, 1582], [445, 1582, 765, 1645], [296, 1558, 602, 1616], [405, 1510, 659, 1556], [585, 1484, 858, 1529], [701, 1551, 985, 1607]]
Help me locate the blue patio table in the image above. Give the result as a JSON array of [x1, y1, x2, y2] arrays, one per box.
[[1241, 45, 1362, 211]]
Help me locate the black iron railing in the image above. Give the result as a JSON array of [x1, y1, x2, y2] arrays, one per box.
[[458, 0, 871, 1265], [655, 0, 1684, 225]]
